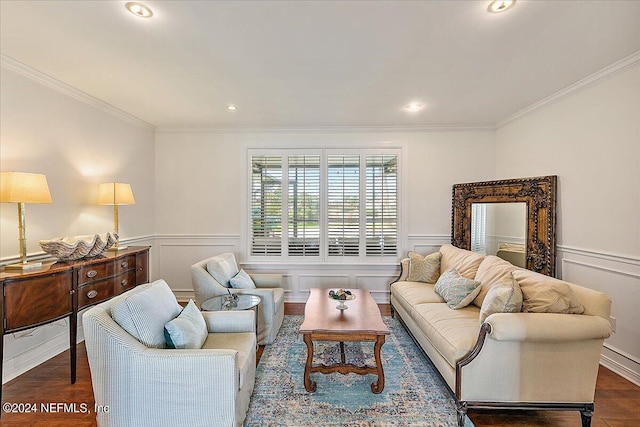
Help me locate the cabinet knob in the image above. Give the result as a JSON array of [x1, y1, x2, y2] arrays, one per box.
[[87, 290, 98, 299], [121, 279, 128, 287], [86, 270, 98, 278], [121, 261, 128, 268]]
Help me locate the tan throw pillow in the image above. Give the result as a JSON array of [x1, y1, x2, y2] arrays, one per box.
[[407, 251, 441, 283], [479, 273, 523, 323], [434, 267, 482, 309], [514, 269, 584, 314]]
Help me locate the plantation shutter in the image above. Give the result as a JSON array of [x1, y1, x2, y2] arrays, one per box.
[[251, 155, 283, 256], [471, 203, 487, 254], [288, 155, 320, 256], [365, 155, 398, 256], [327, 155, 360, 256]]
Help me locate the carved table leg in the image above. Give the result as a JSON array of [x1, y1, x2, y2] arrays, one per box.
[[339, 341, 346, 364], [371, 334, 386, 394], [303, 334, 316, 392]]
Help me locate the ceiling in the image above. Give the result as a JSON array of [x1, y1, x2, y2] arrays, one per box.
[[1, 1, 639, 130]]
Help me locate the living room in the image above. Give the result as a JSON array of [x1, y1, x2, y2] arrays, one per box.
[[1, 1, 639, 426]]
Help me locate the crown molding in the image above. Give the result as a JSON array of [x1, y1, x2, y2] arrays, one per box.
[[497, 50, 640, 128], [155, 124, 496, 134], [1, 54, 156, 131]]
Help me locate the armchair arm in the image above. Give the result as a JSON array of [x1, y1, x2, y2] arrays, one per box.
[[202, 310, 255, 334], [486, 312, 612, 342], [251, 273, 283, 288]]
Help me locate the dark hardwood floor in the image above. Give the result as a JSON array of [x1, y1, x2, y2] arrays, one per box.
[[1, 303, 638, 426]]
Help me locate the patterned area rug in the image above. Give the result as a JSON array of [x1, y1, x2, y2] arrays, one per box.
[[245, 316, 474, 427]]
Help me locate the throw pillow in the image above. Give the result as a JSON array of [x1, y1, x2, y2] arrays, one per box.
[[206, 254, 239, 288], [513, 269, 585, 314], [111, 279, 183, 348], [479, 273, 523, 323], [229, 269, 256, 289], [434, 267, 482, 309], [164, 300, 208, 349], [407, 251, 441, 283]]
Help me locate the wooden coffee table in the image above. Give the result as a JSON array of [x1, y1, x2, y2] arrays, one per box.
[[299, 288, 390, 394]]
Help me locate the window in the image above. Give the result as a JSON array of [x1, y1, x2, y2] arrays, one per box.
[[249, 149, 400, 260]]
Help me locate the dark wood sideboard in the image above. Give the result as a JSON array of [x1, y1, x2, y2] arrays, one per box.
[[0, 246, 150, 405]]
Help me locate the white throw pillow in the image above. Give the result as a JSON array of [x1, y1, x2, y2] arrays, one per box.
[[229, 269, 256, 289], [164, 300, 208, 349], [111, 279, 183, 348]]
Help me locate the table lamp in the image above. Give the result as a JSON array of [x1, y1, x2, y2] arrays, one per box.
[[0, 172, 53, 270], [96, 182, 135, 251]]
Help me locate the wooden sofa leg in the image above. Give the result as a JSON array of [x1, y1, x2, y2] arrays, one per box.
[[580, 404, 594, 427], [456, 401, 467, 426], [390, 303, 395, 318]]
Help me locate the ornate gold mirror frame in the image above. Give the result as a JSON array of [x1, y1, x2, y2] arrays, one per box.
[[451, 175, 557, 276]]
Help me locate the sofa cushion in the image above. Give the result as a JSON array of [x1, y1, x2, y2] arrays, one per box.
[[479, 273, 523, 323], [202, 332, 255, 389], [229, 269, 256, 289], [473, 255, 519, 308], [407, 251, 441, 283], [391, 281, 445, 314], [513, 269, 585, 314], [164, 300, 208, 349], [411, 303, 481, 368], [435, 267, 482, 309], [439, 244, 484, 279], [206, 253, 240, 288], [111, 279, 183, 348]]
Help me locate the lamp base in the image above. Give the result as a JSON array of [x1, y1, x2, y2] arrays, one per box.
[[107, 245, 128, 252], [4, 261, 43, 271]]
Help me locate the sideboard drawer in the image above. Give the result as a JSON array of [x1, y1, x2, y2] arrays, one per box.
[[77, 262, 115, 286], [116, 255, 136, 275], [115, 270, 138, 294], [78, 279, 114, 309]]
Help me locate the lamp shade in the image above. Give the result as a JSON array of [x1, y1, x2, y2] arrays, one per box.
[[0, 172, 53, 204], [96, 182, 135, 205]]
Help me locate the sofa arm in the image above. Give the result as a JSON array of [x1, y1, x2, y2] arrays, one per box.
[[251, 273, 283, 288], [202, 310, 255, 334], [393, 258, 410, 283], [486, 312, 612, 342]]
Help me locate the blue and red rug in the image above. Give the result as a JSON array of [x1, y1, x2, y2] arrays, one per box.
[[245, 315, 474, 426]]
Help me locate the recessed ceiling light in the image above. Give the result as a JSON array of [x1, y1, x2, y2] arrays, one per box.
[[405, 103, 424, 112], [226, 105, 238, 111], [487, 0, 515, 13], [126, 2, 153, 18]]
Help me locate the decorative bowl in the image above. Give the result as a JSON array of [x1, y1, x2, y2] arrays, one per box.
[[328, 289, 355, 310], [39, 232, 117, 261]]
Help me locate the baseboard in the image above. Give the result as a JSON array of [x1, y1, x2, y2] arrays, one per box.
[[2, 327, 85, 385], [600, 354, 640, 387]]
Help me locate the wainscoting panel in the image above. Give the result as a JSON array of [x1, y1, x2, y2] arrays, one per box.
[[557, 245, 640, 386], [153, 234, 241, 300]]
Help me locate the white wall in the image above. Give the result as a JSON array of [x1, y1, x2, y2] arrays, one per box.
[[0, 65, 156, 382], [495, 64, 640, 385], [154, 130, 495, 301]]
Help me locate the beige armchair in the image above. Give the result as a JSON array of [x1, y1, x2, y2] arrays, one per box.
[[191, 253, 284, 345], [82, 279, 256, 427]]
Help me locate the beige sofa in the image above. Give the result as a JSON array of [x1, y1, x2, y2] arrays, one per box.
[[390, 244, 612, 427]]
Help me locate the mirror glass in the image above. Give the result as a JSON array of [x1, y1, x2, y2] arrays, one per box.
[[470, 202, 527, 267]]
